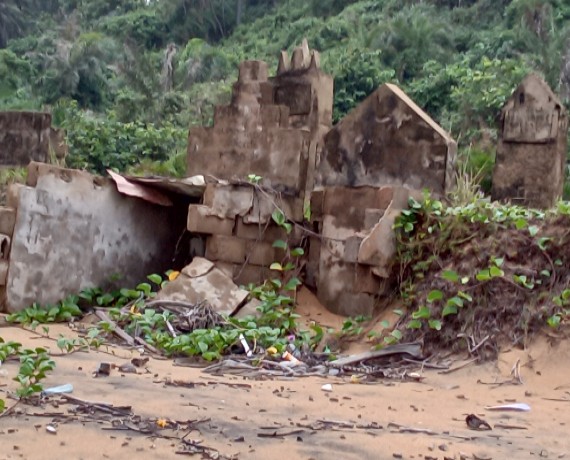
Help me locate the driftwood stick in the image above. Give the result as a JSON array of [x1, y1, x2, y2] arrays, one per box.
[[95, 309, 135, 346]]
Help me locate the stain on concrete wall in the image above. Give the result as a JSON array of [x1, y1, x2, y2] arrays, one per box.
[[492, 74, 568, 209], [0, 112, 51, 166], [317, 83, 457, 195]]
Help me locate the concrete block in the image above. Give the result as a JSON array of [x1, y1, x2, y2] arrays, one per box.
[[235, 218, 285, 242], [322, 186, 394, 230], [0, 260, 8, 285], [358, 208, 401, 276], [187, 204, 235, 235], [343, 235, 363, 263], [0, 207, 16, 235], [363, 208, 385, 231], [6, 183, 24, 208], [234, 263, 271, 287], [203, 184, 254, 219], [206, 235, 246, 264]]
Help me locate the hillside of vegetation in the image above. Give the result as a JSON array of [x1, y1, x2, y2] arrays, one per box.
[[1, 0, 569, 189]]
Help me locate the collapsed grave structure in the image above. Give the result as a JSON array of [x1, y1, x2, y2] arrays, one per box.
[[492, 73, 569, 209], [0, 40, 458, 316], [0, 111, 67, 167]]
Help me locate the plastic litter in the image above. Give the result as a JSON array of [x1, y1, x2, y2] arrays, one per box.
[[42, 383, 74, 396], [239, 334, 253, 357], [485, 403, 531, 412], [321, 383, 333, 392]]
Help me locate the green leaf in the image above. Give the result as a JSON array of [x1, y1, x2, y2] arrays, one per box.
[[407, 319, 422, 329], [514, 218, 527, 230], [458, 291, 473, 302], [476, 269, 491, 281], [528, 225, 539, 237], [272, 239, 288, 250], [547, 315, 561, 328], [442, 305, 458, 317], [136, 283, 152, 296], [393, 309, 404, 316], [197, 341, 209, 353], [271, 210, 285, 226], [412, 306, 430, 320], [284, 278, 302, 291], [493, 257, 504, 267], [441, 270, 459, 283], [269, 262, 283, 271], [427, 290, 443, 303], [291, 247, 305, 257], [147, 274, 162, 285], [489, 266, 504, 277], [428, 319, 442, 331], [447, 296, 464, 308]]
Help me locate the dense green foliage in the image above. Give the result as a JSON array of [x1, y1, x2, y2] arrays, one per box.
[[0, 0, 569, 183]]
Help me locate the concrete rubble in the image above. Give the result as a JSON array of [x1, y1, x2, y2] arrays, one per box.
[[1, 39, 494, 318]]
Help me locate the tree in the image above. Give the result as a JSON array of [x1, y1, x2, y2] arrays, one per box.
[[366, 4, 455, 81]]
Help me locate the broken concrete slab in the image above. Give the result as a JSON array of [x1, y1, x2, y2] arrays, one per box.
[[2, 164, 190, 312], [155, 257, 249, 316]]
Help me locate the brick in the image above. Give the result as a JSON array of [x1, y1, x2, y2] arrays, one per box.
[[203, 184, 254, 219], [6, 183, 24, 208], [233, 264, 271, 287], [187, 205, 235, 235], [343, 235, 363, 263], [206, 235, 246, 264], [235, 218, 286, 242], [247, 239, 276, 266], [205, 235, 276, 266], [0, 207, 16, 235]]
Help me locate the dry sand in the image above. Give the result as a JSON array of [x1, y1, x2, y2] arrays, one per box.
[[1, 292, 569, 460]]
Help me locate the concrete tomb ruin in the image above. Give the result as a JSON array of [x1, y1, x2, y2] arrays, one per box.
[[492, 73, 568, 209], [0, 40, 459, 317]]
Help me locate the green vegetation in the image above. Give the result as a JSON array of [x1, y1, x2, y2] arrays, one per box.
[[0, 0, 567, 186], [0, 338, 56, 411], [390, 192, 570, 357]]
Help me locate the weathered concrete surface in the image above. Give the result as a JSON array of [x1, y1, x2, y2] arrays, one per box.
[[154, 257, 249, 316], [0, 112, 51, 166], [313, 186, 417, 316], [187, 40, 333, 200], [2, 165, 189, 312], [316, 83, 457, 195], [492, 74, 568, 209]]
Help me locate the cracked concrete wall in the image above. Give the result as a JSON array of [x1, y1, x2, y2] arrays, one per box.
[[492, 74, 568, 209], [1, 164, 189, 312], [0, 111, 51, 166]]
